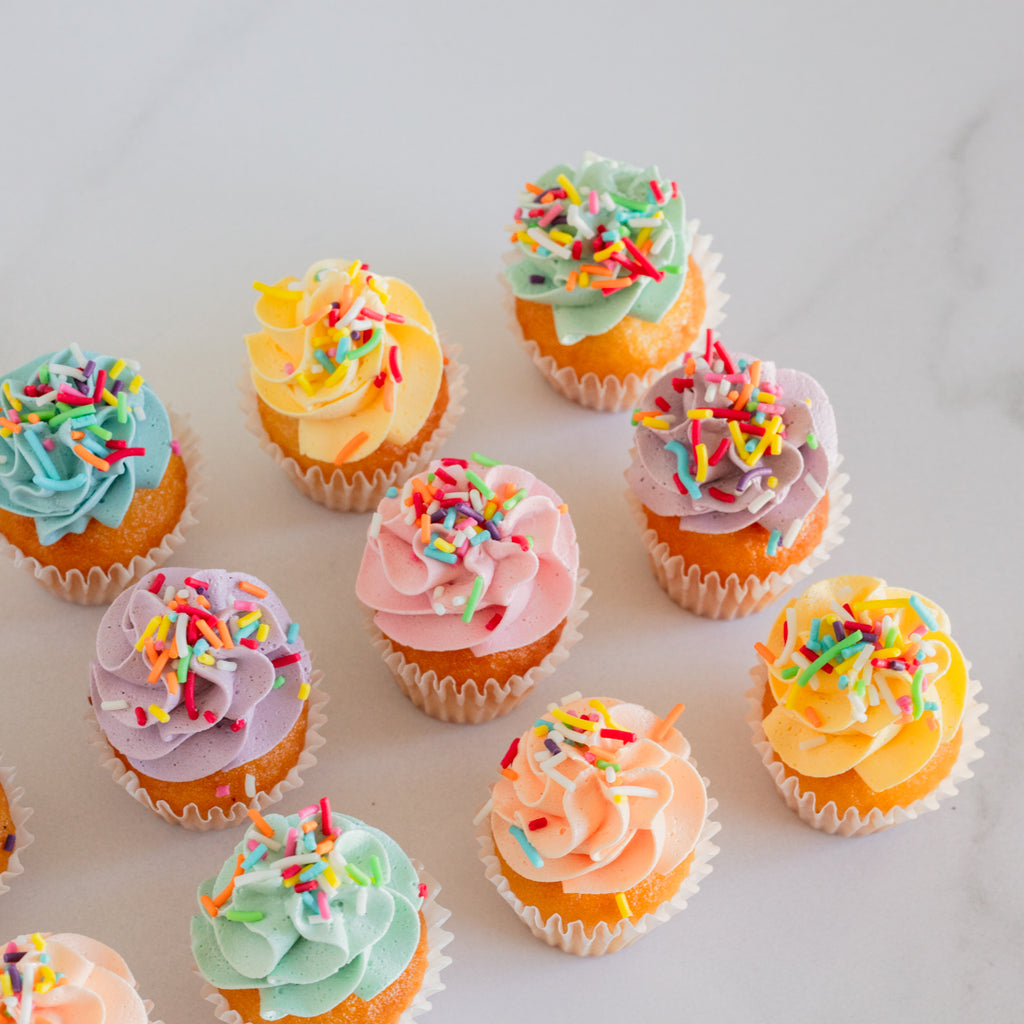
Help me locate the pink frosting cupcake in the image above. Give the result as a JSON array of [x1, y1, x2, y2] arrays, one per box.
[[356, 456, 589, 723]]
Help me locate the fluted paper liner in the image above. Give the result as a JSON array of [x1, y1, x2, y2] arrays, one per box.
[[476, 790, 720, 955], [366, 573, 591, 724], [0, 760, 34, 897], [504, 221, 728, 412], [240, 347, 467, 512], [87, 670, 328, 831], [746, 664, 988, 837], [1, 410, 204, 605], [198, 863, 452, 1024], [626, 461, 851, 620]]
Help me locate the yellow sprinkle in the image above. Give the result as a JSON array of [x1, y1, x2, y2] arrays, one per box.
[[613, 793, 624, 804], [757, 391, 776, 403], [767, 476, 778, 488], [593, 242, 624, 261], [282, 873, 299, 888], [367, 277, 388, 300], [556, 173, 581, 205], [253, 281, 302, 302], [2, 382, 21, 412], [483, 501, 497, 519], [745, 433, 773, 467], [149, 704, 170, 723], [30, 933, 44, 950], [636, 226, 652, 247], [156, 615, 173, 643], [295, 373, 315, 397], [433, 538, 456, 553], [688, 408, 714, 420], [615, 892, 632, 919], [256, 623, 270, 642], [108, 359, 126, 379], [237, 609, 262, 629], [533, 723, 550, 736], [695, 443, 709, 482], [1, 971, 11, 996], [551, 708, 597, 731], [641, 416, 669, 430], [135, 616, 162, 651], [549, 229, 573, 245], [872, 646, 902, 659], [348, 259, 362, 279], [587, 698, 623, 732], [298, 682, 311, 701], [101, 388, 118, 406], [196, 653, 216, 666], [324, 363, 349, 389], [516, 230, 533, 246], [853, 598, 912, 610], [323, 865, 340, 888], [579, 271, 590, 287], [128, 374, 144, 393], [783, 683, 800, 709], [728, 419, 746, 453]]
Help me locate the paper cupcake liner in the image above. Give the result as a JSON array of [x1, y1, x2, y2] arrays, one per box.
[[0, 760, 34, 897], [0, 409, 205, 605], [239, 346, 467, 512], [86, 670, 328, 831], [504, 221, 728, 412], [626, 460, 851, 620], [475, 791, 720, 956], [366, 572, 591, 724], [746, 665, 989, 837], [198, 862, 452, 1024]]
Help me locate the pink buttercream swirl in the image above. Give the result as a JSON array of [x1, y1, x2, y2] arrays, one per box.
[[1, 932, 149, 1024], [356, 458, 579, 656], [90, 568, 310, 784], [490, 698, 707, 894]]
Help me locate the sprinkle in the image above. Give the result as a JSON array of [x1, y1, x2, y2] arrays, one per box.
[[799, 736, 827, 750], [148, 703, 169, 723], [615, 893, 633, 919], [766, 529, 782, 556], [334, 431, 369, 466], [599, 728, 637, 743], [909, 594, 939, 630], [225, 910, 265, 922], [247, 808, 275, 837], [509, 825, 544, 868], [271, 652, 303, 668], [803, 706, 823, 728]]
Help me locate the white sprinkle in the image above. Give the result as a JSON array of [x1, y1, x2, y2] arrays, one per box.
[[272, 854, 321, 871], [748, 489, 775, 514], [874, 673, 900, 715], [245, 773, 257, 799], [337, 295, 365, 329], [781, 516, 804, 549], [69, 342, 87, 365], [215, 659, 237, 672], [101, 700, 128, 711], [162, 585, 176, 603], [718, 378, 731, 398], [600, 191, 616, 211], [432, 603, 446, 616], [368, 512, 382, 540], [356, 887, 368, 915], [805, 474, 825, 499], [866, 683, 880, 707], [452, 595, 466, 607], [470, 488, 484, 512], [609, 785, 659, 799], [233, 869, 279, 888], [776, 607, 799, 666], [472, 798, 494, 826], [526, 227, 571, 259], [566, 204, 596, 239], [605, 766, 616, 784], [47, 362, 85, 380], [539, 761, 576, 791], [627, 217, 663, 228], [559, 690, 583, 705], [533, 749, 550, 762], [799, 736, 827, 750], [650, 226, 672, 254], [847, 691, 868, 723], [704, 383, 718, 403]]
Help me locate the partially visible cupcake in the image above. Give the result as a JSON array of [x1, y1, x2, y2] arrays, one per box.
[[477, 694, 719, 955], [0, 758, 34, 896], [192, 802, 451, 1024], [748, 575, 987, 836], [504, 152, 726, 411], [89, 567, 326, 829], [0, 345, 201, 603], [356, 455, 588, 723], [0, 932, 155, 1023], [626, 333, 849, 618], [243, 259, 466, 511]]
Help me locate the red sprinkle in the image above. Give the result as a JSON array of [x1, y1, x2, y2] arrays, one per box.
[[134, 707, 147, 726], [671, 377, 694, 391], [708, 438, 731, 466], [271, 652, 302, 668], [708, 487, 735, 503], [485, 611, 504, 632], [510, 535, 530, 552], [655, 395, 670, 412], [204, 711, 217, 724], [184, 576, 209, 590], [148, 573, 166, 594], [385, 312, 406, 323], [599, 728, 637, 743], [418, 883, 429, 898], [230, 719, 246, 732], [500, 737, 520, 770], [528, 817, 548, 831], [239, 638, 259, 650], [440, 458, 469, 468], [433, 467, 457, 486]]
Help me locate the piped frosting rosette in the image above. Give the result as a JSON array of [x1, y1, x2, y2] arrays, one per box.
[[0, 932, 156, 1024], [90, 567, 323, 828], [749, 575, 987, 835], [478, 695, 719, 955], [192, 807, 451, 1022], [357, 456, 587, 721]]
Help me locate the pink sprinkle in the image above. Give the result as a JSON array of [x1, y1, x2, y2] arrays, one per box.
[[42, 438, 56, 451], [588, 189, 599, 214], [216, 785, 231, 797], [170, 439, 181, 455], [384, 312, 405, 324], [247, 839, 260, 851], [285, 828, 298, 857], [538, 201, 564, 227], [233, 601, 258, 611], [317, 890, 331, 920], [284, 362, 294, 374], [298, 804, 318, 819]]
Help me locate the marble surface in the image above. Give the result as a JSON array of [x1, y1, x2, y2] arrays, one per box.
[[1, 3, 1021, 1021]]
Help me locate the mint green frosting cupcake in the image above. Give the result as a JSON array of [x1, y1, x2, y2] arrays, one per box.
[[504, 152, 693, 345], [192, 808, 427, 1020]]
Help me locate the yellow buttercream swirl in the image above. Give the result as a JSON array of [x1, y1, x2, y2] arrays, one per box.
[[759, 575, 968, 792], [246, 259, 442, 465]]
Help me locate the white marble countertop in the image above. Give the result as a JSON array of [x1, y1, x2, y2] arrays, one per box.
[[1, 3, 1021, 1021]]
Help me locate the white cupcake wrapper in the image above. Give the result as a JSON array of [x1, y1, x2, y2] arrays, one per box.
[[239, 346, 467, 512], [366, 572, 591, 724], [746, 664, 989, 837], [0, 409, 205, 605], [86, 670, 328, 831], [504, 221, 728, 412], [626, 459, 851, 620], [198, 862, 452, 1024], [475, 790, 720, 956], [0, 760, 35, 897]]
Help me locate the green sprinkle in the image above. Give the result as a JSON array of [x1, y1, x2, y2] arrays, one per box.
[[465, 470, 494, 499], [471, 452, 501, 467], [503, 487, 528, 510], [884, 626, 899, 649], [661, 264, 683, 274], [177, 649, 191, 683], [272, 675, 286, 689], [780, 666, 799, 679], [48, 403, 97, 429], [911, 668, 925, 719], [344, 327, 382, 361], [462, 575, 485, 623], [225, 910, 264, 922], [85, 423, 113, 441], [37, 363, 50, 385], [610, 192, 649, 212], [797, 631, 863, 686], [346, 863, 372, 886], [595, 760, 620, 771], [117, 391, 128, 424], [370, 855, 382, 885], [806, 433, 818, 449]]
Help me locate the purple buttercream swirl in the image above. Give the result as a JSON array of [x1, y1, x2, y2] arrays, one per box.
[[626, 346, 838, 535], [90, 568, 311, 783]]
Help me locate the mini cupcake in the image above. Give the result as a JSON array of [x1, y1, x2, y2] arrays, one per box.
[[356, 455, 588, 723], [0, 932, 156, 1023], [192, 802, 452, 1024], [625, 333, 849, 618], [0, 344, 201, 604], [0, 758, 34, 897], [88, 567, 326, 829], [504, 152, 726, 412], [748, 575, 988, 836], [477, 694, 719, 956], [243, 258, 466, 511]]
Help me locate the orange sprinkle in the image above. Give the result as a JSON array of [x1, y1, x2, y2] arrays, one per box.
[[684, 356, 696, 374], [144, 639, 158, 666], [420, 513, 431, 544], [70, 429, 84, 440], [197, 594, 211, 610], [383, 373, 394, 413], [197, 618, 223, 649], [653, 703, 686, 741], [580, 263, 615, 277], [524, 182, 542, 194], [315, 838, 335, 855], [73, 443, 110, 471], [803, 706, 823, 728], [732, 381, 754, 411], [500, 768, 519, 781], [0, 417, 21, 434], [754, 642, 777, 665], [565, 270, 578, 292], [201, 894, 219, 918], [301, 820, 318, 833], [247, 808, 276, 838], [147, 649, 171, 684], [557, 503, 568, 514], [639, 238, 653, 255], [217, 619, 234, 650], [589, 276, 632, 290], [334, 430, 369, 466], [238, 580, 268, 599], [749, 360, 762, 388], [164, 671, 179, 697], [212, 854, 245, 907], [301, 303, 333, 327]]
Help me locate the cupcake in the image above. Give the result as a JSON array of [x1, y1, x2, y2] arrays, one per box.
[[503, 152, 726, 412], [88, 567, 326, 829], [477, 694, 719, 955], [0, 758, 33, 897], [0, 344, 200, 604], [243, 258, 466, 511], [192, 802, 452, 1024], [0, 932, 155, 1023], [748, 575, 988, 836], [625, 333, 849, 618], [356, 455, 588, 723]]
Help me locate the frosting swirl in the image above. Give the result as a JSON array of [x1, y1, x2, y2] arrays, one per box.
[[246, 259, 443, 465], [0, 346, 173, 545], [490, 697, 706, 894], [504, 152, 693, 345], [758, 575, 969, 791], [626, 335, 838, 543], [356, 457, 579, 656], [0, 932, 149, 1024], [191, 808, 424, 1020], [90, 568, 311, 783]]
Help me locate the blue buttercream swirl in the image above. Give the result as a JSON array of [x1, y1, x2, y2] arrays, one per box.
[[0, 346, 172, 545]]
